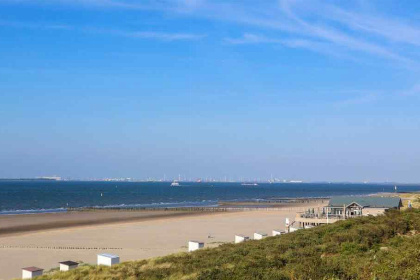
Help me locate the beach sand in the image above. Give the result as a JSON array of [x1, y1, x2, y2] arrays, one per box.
[[0, 202, 323, 279]]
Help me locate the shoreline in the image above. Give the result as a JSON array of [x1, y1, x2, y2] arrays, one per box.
[[0, 196, 332, 216], [0, 210, 222, 237], [0, 198, 329, 237], [1, 191, 405, 217]]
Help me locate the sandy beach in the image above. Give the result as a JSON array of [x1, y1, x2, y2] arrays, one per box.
[[0, 201, 324, 279]]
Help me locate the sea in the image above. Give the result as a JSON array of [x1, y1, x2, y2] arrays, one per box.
[[0, 180, 419, 215]]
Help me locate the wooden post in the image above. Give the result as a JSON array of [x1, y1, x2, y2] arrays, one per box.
[[343, 204, 346, 219]]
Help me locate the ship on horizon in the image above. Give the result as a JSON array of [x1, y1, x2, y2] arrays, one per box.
[[170, 180, 180, 187]]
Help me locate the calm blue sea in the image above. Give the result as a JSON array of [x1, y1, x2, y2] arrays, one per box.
[[0, 181, 419, 214]]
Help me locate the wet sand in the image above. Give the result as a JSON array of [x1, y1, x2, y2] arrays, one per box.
[[0, 201, 324, 279], [0, 210, 214, 237]]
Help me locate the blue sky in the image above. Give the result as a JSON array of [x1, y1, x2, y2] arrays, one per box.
[[1, 0, 420, 182]]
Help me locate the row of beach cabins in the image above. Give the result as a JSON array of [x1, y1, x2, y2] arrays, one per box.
[[22, 254, 119, 279], [189, 217, 305, 253], [21, 218, 302, 279]]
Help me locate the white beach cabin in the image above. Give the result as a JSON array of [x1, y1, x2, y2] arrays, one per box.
[[254, 232, 267, 240], [97, 253, 120, 266], [272, 230, 285, 236], [59, 261, 79, 271], [188, 241, 204, 252], [22, 267, 43, 279], [289, 226, 303, 232], [235, 235, 249, 243]]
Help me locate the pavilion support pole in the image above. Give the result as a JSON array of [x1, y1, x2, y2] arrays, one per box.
[[343, 204, 346, 219]]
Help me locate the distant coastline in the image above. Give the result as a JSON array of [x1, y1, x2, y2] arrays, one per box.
[[0, 178, 60, 181], [1, 178, 418, 184]]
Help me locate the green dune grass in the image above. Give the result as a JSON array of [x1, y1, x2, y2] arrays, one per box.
[[31, 209, 420, 280]]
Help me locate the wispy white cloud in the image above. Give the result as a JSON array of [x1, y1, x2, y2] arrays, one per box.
[[278, 0, 415, 66], [306, 2, 420, 47], [400, 84, 420, 97], [225, 33, 332, 51], [205, 0, 418, 67], [333, 92, 380, 107], [2, 0, 420, 66], [94, 29, 206, 41], [332, 83, 420, 107], [0, 20, 73, 30], [200, 0, 418, 66], [0, 0, 193, 12], [126, 31, 204, 41], [225, 33, 278, 45], [0, 20, 204, 41], [225, 33, 363, 62]]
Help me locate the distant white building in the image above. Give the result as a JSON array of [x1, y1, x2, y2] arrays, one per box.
[[22, 267, 43, 279], [188, 241, 204, 252], [235, 235, 249, 243], [59, 261, 79, 271], [254, 232, 267, 240], [97, 253, 120, 266], [272, 230, 284, 236]]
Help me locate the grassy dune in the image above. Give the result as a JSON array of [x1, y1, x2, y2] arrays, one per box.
[[400, 192, 420, 208], [32, 209, 420, 280]]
